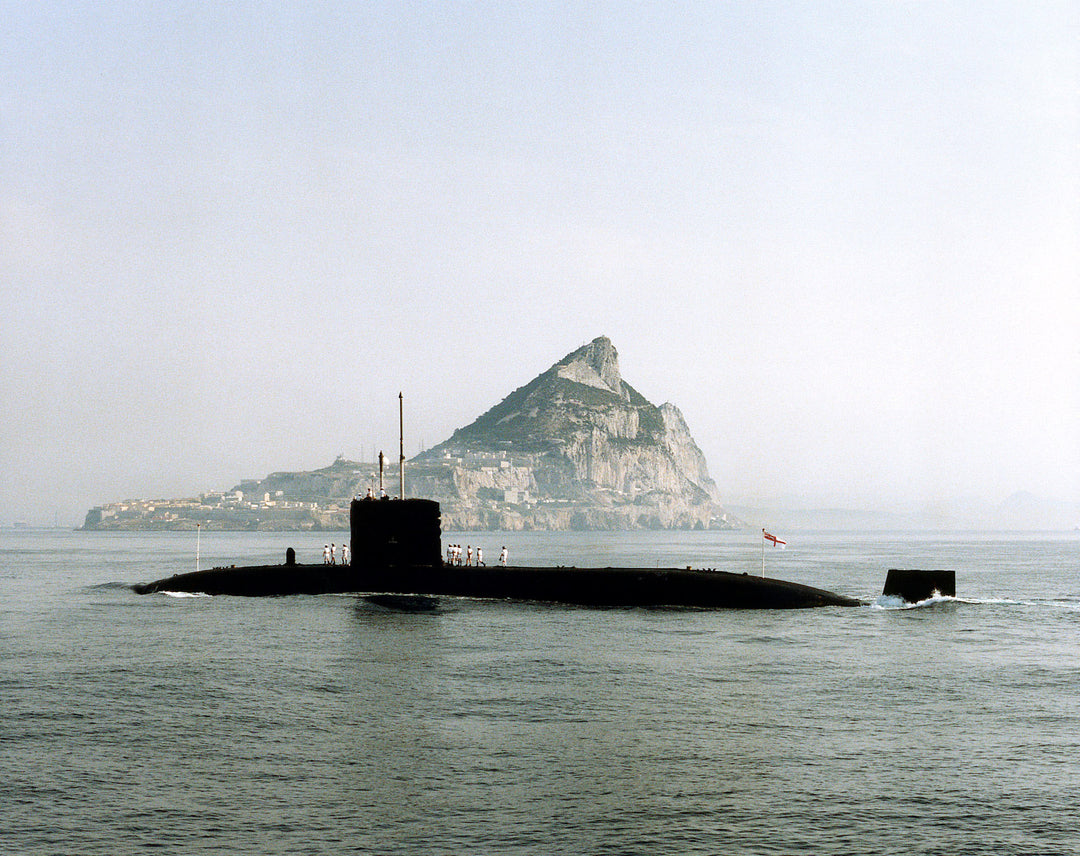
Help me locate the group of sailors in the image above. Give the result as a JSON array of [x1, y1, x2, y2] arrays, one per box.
[[322, 543, 349, 565], [320, 540, 507, 567], [446, 544, 508, 567]]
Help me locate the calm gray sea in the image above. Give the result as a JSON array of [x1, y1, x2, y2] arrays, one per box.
[[2, 527, 1077, 855]]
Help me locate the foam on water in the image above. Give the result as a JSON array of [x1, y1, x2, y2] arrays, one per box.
[[871, 591, 957, 610], [955, 595, 1029, 606], [872, 592, 1078, 612]]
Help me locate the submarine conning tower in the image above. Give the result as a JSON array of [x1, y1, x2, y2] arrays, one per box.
[[350, 497, 442, 569]]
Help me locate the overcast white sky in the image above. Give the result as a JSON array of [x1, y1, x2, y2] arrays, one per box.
[[2, 2, 1077, 525]]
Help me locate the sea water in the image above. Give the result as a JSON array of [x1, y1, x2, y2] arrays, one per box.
[[1, 527, 1077, 855]]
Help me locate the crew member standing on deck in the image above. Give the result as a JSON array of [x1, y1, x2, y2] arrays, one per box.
[[477, 547, 484, 566], [500, 546, 508, 566], [330, 543, 336, 565], [466, 545, 472, 566], [323, 544, 330, 564], [341, 543, 349, 565]]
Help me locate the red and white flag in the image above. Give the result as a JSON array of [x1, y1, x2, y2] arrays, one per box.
[[763, 530, 786, 548]]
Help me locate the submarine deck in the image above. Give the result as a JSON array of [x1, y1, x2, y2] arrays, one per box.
[[133, 562, 861, 609]]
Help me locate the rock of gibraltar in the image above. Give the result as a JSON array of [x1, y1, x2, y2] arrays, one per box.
[[82, 337, 738, 531]]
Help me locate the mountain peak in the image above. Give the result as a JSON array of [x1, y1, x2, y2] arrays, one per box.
[[554, 335, 626, 400], [408, 336, 735, 529]]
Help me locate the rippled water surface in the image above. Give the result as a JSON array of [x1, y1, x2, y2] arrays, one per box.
[[2, 528, 1077, 854]]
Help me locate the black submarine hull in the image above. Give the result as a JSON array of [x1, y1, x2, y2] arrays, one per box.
[[131, 498, 860, 608], [132, 562, 860, 608]]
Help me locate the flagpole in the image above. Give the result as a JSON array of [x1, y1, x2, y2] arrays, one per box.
[[196, 523, 201, 573], [761, 528, 765, 577]]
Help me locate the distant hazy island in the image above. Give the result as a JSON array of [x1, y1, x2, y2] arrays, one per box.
[[82, 337, 740, 532]]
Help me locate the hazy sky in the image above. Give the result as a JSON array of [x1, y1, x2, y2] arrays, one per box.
[[2, 2, 1078, 525]]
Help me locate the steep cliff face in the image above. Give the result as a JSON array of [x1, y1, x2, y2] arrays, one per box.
[[409, 336, 737, 530]]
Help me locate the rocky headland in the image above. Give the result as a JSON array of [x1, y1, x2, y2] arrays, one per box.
[[408, 337, 735, 530], [82, 337, 737, 531]]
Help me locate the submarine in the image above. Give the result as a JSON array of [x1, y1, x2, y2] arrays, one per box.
[[133, 496, 862, 608]]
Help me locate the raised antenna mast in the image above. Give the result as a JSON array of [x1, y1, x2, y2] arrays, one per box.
[[399, 392, 405, 499]]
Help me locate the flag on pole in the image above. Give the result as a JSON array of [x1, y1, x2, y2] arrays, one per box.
[[763, 530, 786, 548]]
